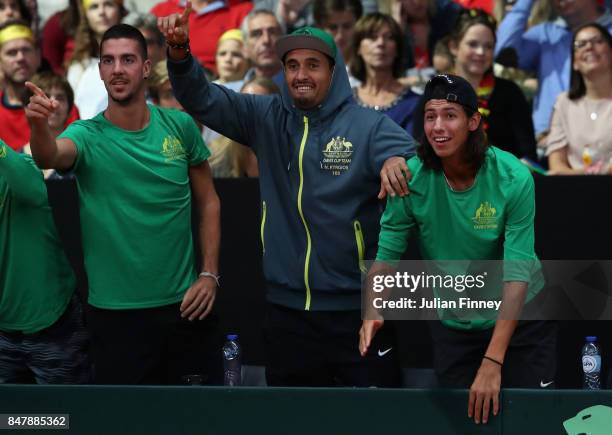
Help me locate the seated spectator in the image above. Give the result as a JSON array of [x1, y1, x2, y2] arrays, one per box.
[[41, 0, 79, 75], [313, 0, 363, 86], [241, 9, 285, 81], [0, 0, 32, 84], [447, 8, 537, 160], [351, 13, 421, 134], [150, 0, 252, 73], [547, 23, 612, 174], [0, 0, 31, 26], [207, 77, 278, 177], [133, 13, 166, 67], [495, 0, 612, 145], [23, 71, 78, 178], [256, 0, 314, 32], [0, 20, 41, 150], [0, 21, 79, 151], [67, 0, 126, 119], [214, 29, 248, 91], [432, 36, 453, 74], [382, 0, 461, 74]]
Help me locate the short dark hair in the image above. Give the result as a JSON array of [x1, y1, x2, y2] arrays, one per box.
[[350, 13, 404, 82], [415, 102, 488, 172], [100, 23, 148, 60], [29, 71, 74, 112], [313, 0, 363, 26], [569, 22, 612, 100]]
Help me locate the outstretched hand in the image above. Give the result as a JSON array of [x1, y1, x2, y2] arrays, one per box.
[[24, 81, 58, 125], [157, 0, 192, 45]]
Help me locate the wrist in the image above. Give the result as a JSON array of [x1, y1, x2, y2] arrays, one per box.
[[199, 271, 220, 287], [482, 355, 503, 368], [167, 40, 190, 61]]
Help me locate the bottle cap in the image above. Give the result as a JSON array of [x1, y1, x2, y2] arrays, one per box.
[[586, 336, 598, 342], [227, 334, 238, 341]]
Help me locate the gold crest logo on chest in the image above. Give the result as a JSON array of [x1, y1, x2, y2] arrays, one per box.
[[473, 201, 498, 230], [321, 136, 353, 176], [160, 136, 186, 161]]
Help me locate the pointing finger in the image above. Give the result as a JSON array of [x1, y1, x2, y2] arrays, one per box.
[[181, 0, 193, 23], [25, 81, 47, 98]]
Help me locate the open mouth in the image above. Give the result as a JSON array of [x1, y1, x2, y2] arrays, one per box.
[[295, 84, 314, 93], [433, 137, 451, 144]]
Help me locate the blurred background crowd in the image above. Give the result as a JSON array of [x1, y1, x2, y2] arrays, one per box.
[[1, 0, 611, 176]]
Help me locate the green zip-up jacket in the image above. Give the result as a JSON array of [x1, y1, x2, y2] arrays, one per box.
[[0, 141, 75, 333], [168, 51, 416, 311]]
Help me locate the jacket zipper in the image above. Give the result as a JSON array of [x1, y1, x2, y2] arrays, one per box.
[[260, 201, 267, 254], [354, 220, 367, 274], [297, 116, 312, 310]]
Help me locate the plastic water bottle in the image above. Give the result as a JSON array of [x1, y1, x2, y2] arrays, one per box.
[[222, 334, 241, 386], [582, 336, 602, 390]]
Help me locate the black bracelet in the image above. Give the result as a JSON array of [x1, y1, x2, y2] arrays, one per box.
[[483, 355, 503, 367], [166, 39, 190, 51]]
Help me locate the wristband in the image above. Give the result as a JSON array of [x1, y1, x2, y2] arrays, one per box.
[[483, 355, 503, 367], [167, 39, 190, 52], [199, 271, 220, 287]]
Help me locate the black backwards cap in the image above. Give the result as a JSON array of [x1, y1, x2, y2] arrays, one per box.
[[422, 74, 478, 112]]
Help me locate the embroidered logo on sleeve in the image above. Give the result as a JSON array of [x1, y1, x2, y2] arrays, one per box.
[[0, 144, 7, 159], [321, 136, 353, 176], [160, 136, 186, 161], [473, 201, 497, 230]]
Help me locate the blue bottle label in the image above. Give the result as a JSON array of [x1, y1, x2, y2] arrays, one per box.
[[582, 355, 601, 373]]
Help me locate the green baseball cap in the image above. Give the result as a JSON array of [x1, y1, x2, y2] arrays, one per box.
[[275, 26, 337, 62]]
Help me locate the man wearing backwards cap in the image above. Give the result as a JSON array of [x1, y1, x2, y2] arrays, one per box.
[[363, 74, 556, 424], [159, 2, 415, 387]]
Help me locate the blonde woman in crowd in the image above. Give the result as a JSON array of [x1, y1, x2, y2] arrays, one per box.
[[67, 0, 126, 119], [547, 23, 612, 174], [214, 29, 248, 92]]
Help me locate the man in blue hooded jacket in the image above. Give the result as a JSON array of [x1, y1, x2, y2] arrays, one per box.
[[159, 2, 416, 386]]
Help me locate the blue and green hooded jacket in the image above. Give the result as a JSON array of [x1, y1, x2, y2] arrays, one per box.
[[168, 50, 416, 311]]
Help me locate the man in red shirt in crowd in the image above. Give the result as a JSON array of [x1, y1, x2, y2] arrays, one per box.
[[0, 21, 78, 152], [150, 0, 252, 73]]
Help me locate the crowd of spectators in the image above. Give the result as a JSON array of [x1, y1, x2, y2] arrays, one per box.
[[0, 0, 611, 175]]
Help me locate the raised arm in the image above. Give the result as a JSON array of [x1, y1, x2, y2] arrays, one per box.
[[159, 1, 272, 148], [24, 81, 77, 171], [495, 0, 541, 73]]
